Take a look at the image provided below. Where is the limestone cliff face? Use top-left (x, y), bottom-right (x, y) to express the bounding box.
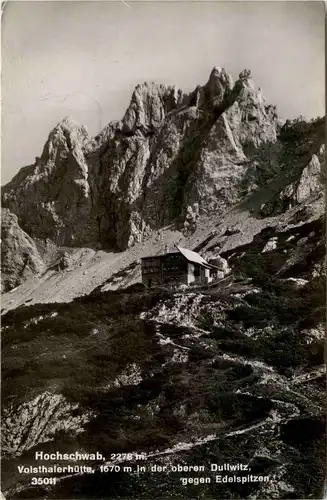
top-left (259, 118), bottom-right (325, 217)
top-left (1, 68), bottom-right (322, 253)
top-left (121, 81), bottom-right (186, 135)
top-left (1, 209), bottom-right (44, 293)
top-left (92, 68), bottom-right (279, 248)
top-left (2, 117), bottom-right (98, 246)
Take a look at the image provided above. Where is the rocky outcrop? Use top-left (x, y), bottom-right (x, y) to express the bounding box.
top-left (106, 363), bottom-right (143, 389)
top-left (122, 82), bottom-right (186, 135)
top-left (134, 68), bottom-right (278, 234)
top-left (258, 119), bottom-right (325, 217)
top-left (2, 117), bottom-right (98, 246)
top-left (2, 392), bottom-right (93, 458)
top-left (1, 208), bottom-right (44, 293)
top-left (2, 68), bottom-right (279, 251)
top-left (208, 254), bottom-right (231, 276)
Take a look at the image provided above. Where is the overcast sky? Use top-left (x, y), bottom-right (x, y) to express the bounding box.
top-left (2, 1), bottom-right (325, 185)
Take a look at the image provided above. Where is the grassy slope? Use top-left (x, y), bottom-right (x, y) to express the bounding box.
top-left (2, 262), bottom-right (325, 499)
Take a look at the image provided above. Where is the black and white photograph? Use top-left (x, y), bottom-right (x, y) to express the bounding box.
top-left (1, 1), bottom-right (326, 499)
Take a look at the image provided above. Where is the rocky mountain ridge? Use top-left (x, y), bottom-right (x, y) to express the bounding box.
top-left (2, 67), bottom-right (280, 253)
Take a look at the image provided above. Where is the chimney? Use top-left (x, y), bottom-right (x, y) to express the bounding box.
top-left (164, 244), bottom-right (169, 254)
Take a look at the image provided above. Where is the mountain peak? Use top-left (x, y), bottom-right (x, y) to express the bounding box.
top-left (50, 116), bottom-right (89, 138)
top-left (239, 68), bottom-right (252, 81)
top-left (57, 115), bottom-right (83, 129)
top-left (122, 80), bottom-right (185, 134)
top-left (42, 116), bottom-right (91, 161)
